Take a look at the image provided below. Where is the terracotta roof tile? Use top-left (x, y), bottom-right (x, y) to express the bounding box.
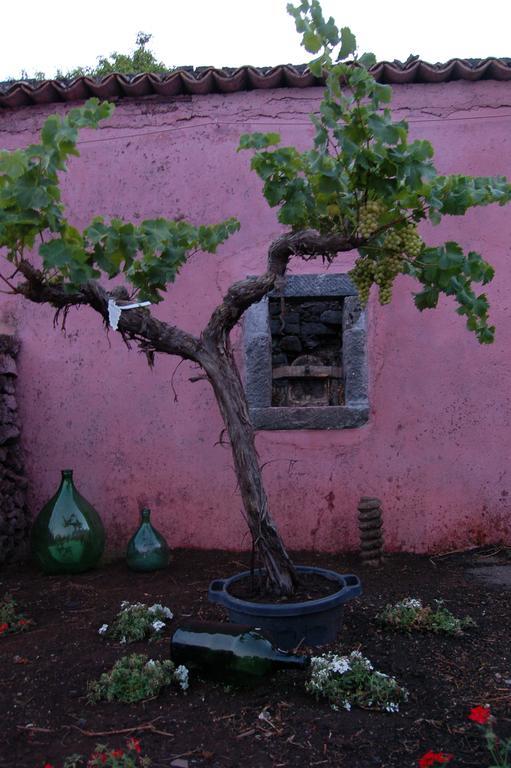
top-left (1, 59), bottom-right (511, 109)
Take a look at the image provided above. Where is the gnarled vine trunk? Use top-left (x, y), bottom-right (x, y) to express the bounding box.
top-left (199, 342), bottom-right (298, 595)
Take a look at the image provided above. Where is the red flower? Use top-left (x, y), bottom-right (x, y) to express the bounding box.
top-left (468, 705), bottom-right (491, 725)
top-left (127, 737), bottom-right (142, 753)
top-left (18, 618), bottom-right (28, 626)
top-left (111, 749), bottom-right (124, 758)
top-left (418, 751), bottom-right (453, 768)
top-left (42, 763), bottom-right (54, 768)
top-left (88, 754), bottom-right (107, 766)
top-left (0, 622), bottom-right (9, 634)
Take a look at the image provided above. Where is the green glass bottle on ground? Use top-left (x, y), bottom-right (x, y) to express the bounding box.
top-left (126, 507), bottom-right (170, 572)
top-left (31, 469), bottom-right (105, 574)
top-left (170, 621), bottom-right (310, 684)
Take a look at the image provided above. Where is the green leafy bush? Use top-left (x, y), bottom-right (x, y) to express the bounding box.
top-left (376, 597), bottom-right (476, 636)
top-left (305, 650), bottom-right (408, 712)
top-left (87, 653), bottom-right (189, 704)
top-left (98, 601), bottom-right (173, 643)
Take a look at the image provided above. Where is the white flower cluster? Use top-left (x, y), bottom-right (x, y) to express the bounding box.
top-left (174, 664), bottom-right (189, 691)
top-left (306, 650), bottom-right (407, 713)
top-left (348, 650), bottom-right (374, 670)
top-left (118, 601), bottom-right (173, 619)
top-left (308, 650), bottom-right (373, 692)
top-left (120, 601), bottom-right (145, 611)
top-left (97, 600), bottom-right (174, 643)
top-left (376, 595), bottom-right (475, 636)
top-left (144, 657), bottom-right (188, 691)
top-left (396, 597), bottom-right (423, 610)
top-left (329, 656), bottom-right (351, 675)
top-left (148, 603), bottom-right (173, 619)
top-left (120, 600), bottom-right (147, 611)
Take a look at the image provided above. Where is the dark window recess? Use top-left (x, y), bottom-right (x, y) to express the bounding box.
top-left (243, 274), bottom-right (368, 431)
top-left (269, 297), bottom-right (344, 407)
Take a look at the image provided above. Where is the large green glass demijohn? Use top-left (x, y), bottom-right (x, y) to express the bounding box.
top-left (126, 507), bottom-right (170, 572)
top-left (31, 469), bottom-right (106, 574)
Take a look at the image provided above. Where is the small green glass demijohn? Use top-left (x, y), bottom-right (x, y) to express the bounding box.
top-left (126, 508), bottom-right (170, 572)
top-left (31, 469), bottom-right (106, 574)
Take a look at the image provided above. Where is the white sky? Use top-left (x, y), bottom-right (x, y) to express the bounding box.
top-left (2, 0), bottom-right (511, 81)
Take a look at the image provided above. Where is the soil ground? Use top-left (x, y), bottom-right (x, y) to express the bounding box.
top-left (1, 548), bottom-right (510, 768)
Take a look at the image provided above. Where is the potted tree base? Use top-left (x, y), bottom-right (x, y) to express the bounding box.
top-left (209, 567), bottom-right (362, 650)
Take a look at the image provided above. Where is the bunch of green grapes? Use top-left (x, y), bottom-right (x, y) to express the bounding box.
top-left (382, 228), bottom-right (402, 252)
top-left (400, 223), bottom-right (423, 258)
top-left (350, 257), bottom-right (375, 305)
top-left (383, 223), bottom-right (423, 258)
top-left (358, 200), bottom-right (385, 238)
top-left (374, 254), bottom-right (405, 304)
top-left (351, 219), bottom-right (422, 306)
top-left (350, 252), bottom-right (405, 306)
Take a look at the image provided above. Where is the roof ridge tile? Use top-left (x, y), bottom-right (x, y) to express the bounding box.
top-left (2, 59), bottom-right (511, 109)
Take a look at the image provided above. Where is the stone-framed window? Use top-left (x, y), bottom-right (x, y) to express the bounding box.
top-left (243, 274), bottom-right (368, 430)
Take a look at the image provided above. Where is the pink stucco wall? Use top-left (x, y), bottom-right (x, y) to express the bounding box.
top-left (1, 80), bottom-right (511, 555)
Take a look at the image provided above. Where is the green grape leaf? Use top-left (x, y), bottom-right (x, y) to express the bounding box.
top-left (303, 31), bottom-right (323, 53)
top-left (0, 151), bottom-right (29, 179)
top-left (337, 27), bottom-right (357, 59)
top-left (238, 133), bottom-right (281, 151)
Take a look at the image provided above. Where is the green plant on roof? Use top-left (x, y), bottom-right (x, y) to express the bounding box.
top-left (6, 32), bottom-right (171, 83)
top-left (57, 32), bottom-right (171, 80)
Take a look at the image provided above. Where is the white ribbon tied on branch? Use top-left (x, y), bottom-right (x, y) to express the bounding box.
top-left (107, 299), bottom-right (151, 330)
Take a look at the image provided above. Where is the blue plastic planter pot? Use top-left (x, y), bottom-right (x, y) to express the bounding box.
top-left (208, 566), bottom-right (362, 650)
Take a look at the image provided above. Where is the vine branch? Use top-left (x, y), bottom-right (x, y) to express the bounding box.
top-left (15, 260), bottom-right (203, 363)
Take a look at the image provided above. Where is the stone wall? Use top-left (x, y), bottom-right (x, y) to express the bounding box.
top-left (270, 297), bottom-right (344, 364)
top-left (0, 336), bottom-right (28, 564)
top-left (270, 297), bottom-right (344, 407)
